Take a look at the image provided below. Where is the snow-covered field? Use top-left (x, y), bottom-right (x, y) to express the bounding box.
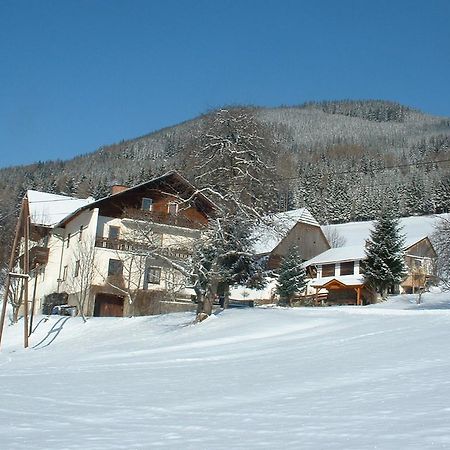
top-left (2, 293), bottom-right (450, 449)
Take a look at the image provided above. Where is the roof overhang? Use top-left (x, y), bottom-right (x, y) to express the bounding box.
top-left (55, 171), bottom-right (217, 228)
top-left (311, 276), bottom-right (365, 289)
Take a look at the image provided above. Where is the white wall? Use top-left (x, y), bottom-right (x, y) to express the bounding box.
top-left (28, 209), bottom-right (198, 314)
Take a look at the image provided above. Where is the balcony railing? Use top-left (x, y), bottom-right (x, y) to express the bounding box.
top-left (95, 237), bottom-right (191, 260)
top-left (19, 246), bottom-right (49, 269)
top-left (124, 209), bottom-right (205, 230)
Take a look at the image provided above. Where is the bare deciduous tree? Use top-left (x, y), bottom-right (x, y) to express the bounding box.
top-left (96, 213), bottom-right (194, 314)
top-left (432, 216), bottom-right (450, 289)
top-left (65, 238), bottom-right (96, 322)
top-left (188, 108), bottom-right (278, 319)
top-left (322, 225), bottom-right (347, 248)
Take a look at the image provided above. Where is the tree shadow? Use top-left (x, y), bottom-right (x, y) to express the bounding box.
top-left (32, 317), bottom-right (70, 349)
top-left (31, 316), bottom-right (49, 334)
top-left (416, 302), bottom-right (450, 310)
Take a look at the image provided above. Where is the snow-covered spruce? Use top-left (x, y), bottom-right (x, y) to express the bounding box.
top-left (276, 246), bottom-right (306, 306)
top-left (362, 210), bottom-right (408, 298)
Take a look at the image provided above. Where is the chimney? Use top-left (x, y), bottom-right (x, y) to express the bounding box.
top-left (111, 185), bottom-right (128, 195)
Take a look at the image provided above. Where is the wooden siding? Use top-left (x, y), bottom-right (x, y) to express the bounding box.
top-left (405, 237), bottom-right (437, 259)
top-left (97, 188), bottom-right (209, 228)
top-left (268, 222), bottom-right (331, 269)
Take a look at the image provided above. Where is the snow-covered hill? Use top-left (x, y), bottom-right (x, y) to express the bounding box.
top-left (1, 293), bottom-right (450, 449)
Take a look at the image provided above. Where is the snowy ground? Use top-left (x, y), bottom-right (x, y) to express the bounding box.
top-left (1, 292), bottom-right (450, 449)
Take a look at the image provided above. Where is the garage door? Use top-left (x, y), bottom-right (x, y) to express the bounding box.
top-left (94, 294), bottom-right (124, 317)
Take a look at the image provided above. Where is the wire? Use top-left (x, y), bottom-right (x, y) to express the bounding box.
top-left (278, 157), bottom-right (450, 181)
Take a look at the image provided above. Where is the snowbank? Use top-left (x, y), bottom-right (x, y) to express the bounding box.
top-left (1, 292), bottom-right (450, 449)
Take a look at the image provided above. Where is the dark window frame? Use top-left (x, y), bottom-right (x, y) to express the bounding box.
top-left (141, 197), bottom-right (153, 211)
top-left (340, 261), bottom-right (355, 276)
top-left (167, 202), bottom-right (178, 215)
top-left (145, 267), bottom-right (161, 286)
top-left (74, 260), bottom-right (80, 277)
top-left (108, 226), bottom-right (120, 240)
top-left (322, 264), bottom-right (335, 277)
top-left (108, 259), bottom-right (123, 276)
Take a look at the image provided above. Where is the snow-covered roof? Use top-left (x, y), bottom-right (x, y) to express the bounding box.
top-left (27, 190), bottom-right (95, 227)
top-left (302, 246), bottom-right (366, 267)
top-left (252, 208), bottom-right (320, 254)
top-left (310, 274), bottom-right (365, 287)
top-left (323, 214), bottom-right (449, 250)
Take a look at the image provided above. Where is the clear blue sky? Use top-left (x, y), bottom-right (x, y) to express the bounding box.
top-left (1, 0), bottom-right (449, 168)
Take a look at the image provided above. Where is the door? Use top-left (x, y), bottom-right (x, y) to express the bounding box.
top-left (94, 294), bottom-right (124, 317)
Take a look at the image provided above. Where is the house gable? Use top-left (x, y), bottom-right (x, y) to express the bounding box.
top-left (57, 171), bottom-right (215, 229)
top-left (268, 222), bottom-right (330, 269)
top-left (404, 237), bottom-right (437, 259)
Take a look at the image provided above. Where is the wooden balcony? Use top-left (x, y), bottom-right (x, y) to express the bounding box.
top-left (19, 246), bottom-right (49, 269)
top-left (94, 237), bottom-right (191, 260)
top-left (124, 209), bottom-right (205, 230)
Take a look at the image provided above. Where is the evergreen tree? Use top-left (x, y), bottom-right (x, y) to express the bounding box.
top-left (362, 211), bottom-right (407, 298)
top-left (276, 246), bottom-right (306, 306)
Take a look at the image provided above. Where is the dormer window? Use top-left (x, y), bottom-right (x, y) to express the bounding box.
top-left (168, 202), bottom-right (178, 215)
top-left (141, 198), bottom-right (153, 211)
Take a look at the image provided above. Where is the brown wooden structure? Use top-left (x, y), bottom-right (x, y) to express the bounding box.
top-left (0, 198), bottom-right (31, 349)
top-left (57, 171), bottom-right (215, 229)
top-left (312, 278), bottom-right (367, 306)
top-left (267, 221), bottom-right (330, 270)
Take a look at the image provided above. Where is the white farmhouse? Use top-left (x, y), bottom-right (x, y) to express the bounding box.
top-left (7, 171), bottom-right (215, 318)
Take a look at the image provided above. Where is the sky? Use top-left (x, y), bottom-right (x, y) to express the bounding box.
top-left (1, 0), bottom-right (449, 168)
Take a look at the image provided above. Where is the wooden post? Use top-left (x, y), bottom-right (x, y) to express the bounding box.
top-left (29, 264), bottom-right (39, 337)
top-left (356, 287), bottom-right (361, 306)
top-left (0, 201), bottom-right (24, 350)
top-left (23, 213), bottom-right (30, 348)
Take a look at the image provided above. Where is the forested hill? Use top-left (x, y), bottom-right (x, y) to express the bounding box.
top-left (1, 100), bottom-right (450, 264)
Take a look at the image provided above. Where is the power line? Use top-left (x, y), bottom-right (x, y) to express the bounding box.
top-left (279, 157), bottom-right (450, 181)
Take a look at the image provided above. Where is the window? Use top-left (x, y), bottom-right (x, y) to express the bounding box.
top-left (62, 265), bottom-right (68, 281)
top-left (108, 259), bottom-right (123, 276)
top-left (78, 226), bottom-right (83, 241)
top-left (322, 264), bottom-right (335, 277)
top-left (108, 226), bottom-right (120, 240)
top-left (141, 197), bottom-right (153, 211)
top-left (340, 261), bottom-right (355, 276)
top-left (74, 260), bottom-right (80, 277)
top-left (66, 233), bottom-right (71, 248)
top-left (308, 265), bottom-right (317, 279)
top-left (145, 267), bottom-right (161, 287)
top-left (168, 202), bottom-right (178, 215)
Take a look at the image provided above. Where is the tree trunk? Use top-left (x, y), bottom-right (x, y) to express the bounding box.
top-left (223, 285), bottom-right (230, 309)
top-left (78, 307), bottom-right (87, 323)
top-left (196, 279), bottom-right (217, 321)
top-left (194, 286), bottom-right (210, 321)
top-left (12, 306), bottom-right (19, 324)
top-left (12, 283), bottom-right (25, 323)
